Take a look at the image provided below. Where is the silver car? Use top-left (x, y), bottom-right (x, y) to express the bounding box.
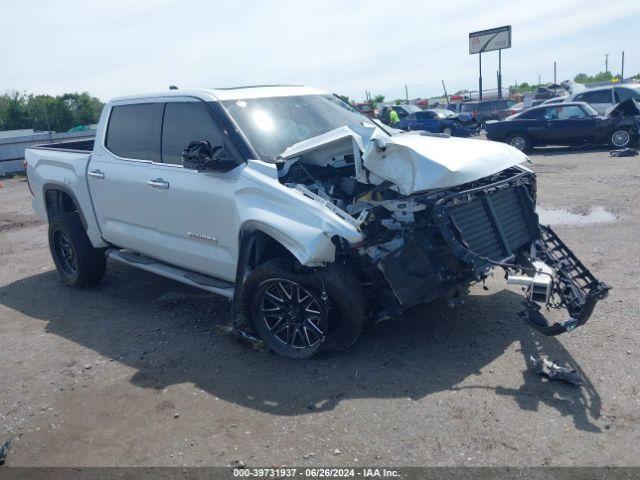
top-left (565, 84), bottom-right (640, 114)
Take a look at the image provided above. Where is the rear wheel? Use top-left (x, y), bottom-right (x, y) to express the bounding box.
top-left (609, 128), bottom-right (631, 148)
top-left (243, 258), bottom-right (364, 358)
top-left (49, 213), bottom-right (106, 287)
top-left (507, 133), bottom-right (530, 152)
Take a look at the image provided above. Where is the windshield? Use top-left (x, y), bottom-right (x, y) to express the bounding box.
top-left (221, 94), bottom-right (375, 162)
top-left (433, 109), bottom-right (456, 118)
top-left (403, 104), bottom-right (422, 114)
top-left (460, 103), bottom-right (476, 112)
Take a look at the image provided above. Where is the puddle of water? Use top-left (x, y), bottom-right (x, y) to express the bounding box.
top-left (536, 206), bottom-right (617, 226)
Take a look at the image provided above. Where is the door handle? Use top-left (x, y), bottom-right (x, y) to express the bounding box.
top-left (147, 178), bottom-right (170, 189)
top-left (88, 169), bottom-right (105, 179)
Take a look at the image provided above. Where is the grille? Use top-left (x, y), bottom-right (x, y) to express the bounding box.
top-left (447, 185), bottom-right (536, 262)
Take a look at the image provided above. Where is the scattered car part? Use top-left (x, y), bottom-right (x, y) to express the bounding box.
top-left (530, 356), bottom-right (582, 386)
top-left (0, 439), bottom-right (11, 466)
top-left (609, 148), bottom-right (638, 157)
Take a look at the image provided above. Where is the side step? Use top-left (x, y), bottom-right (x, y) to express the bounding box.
top-left (106, 249), bottom-right (235, 298)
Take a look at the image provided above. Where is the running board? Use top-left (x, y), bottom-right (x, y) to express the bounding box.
top-left (106, 249), bottom-right (235, 298)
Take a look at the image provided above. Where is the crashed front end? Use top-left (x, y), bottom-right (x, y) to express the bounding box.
top-left (279, 126), bottom-right (609, 336)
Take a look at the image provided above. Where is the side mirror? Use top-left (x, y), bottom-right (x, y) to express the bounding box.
top-left (182, 140), bottom-right (236, 171)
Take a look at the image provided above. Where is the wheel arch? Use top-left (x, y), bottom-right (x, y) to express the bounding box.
top-left (231, 225), bottom-right (352, 318)
top-left (43, 183), bottom-right (88, 229)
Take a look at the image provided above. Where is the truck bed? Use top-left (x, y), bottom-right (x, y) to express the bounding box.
top-left (32, 139), bottom-right (95, 153)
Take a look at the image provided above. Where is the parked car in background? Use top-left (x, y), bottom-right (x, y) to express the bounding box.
top-left (395, 109), bottom-right (479, 137)
top-left (540, 96), bottom-right (568, 105)
top-left (379, 104), bottom-right (422, 125)
top-left (505, 98), bottom-right (561, 118)
top-left (564, 84), bottom-right (640, 114)
top-left (446, 103), bottom-right (463, 114)
top-left (353, 102), bottom-right (375, 118)
top-left (485, 100), bottom-right (640, 151)
top-left (460, 99), bottom-right (516, 126)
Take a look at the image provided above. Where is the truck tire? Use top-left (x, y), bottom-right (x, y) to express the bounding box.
top-left (242, 258), bottom-right (364, 359)
top-left (507, 133), bottom-right (530, 152)
top-left (609, 128), bottom-right (631, 148)
top-left (48, 213), bottom-right (106, 287)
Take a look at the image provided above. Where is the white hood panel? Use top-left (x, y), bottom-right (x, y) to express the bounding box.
top-left (363, 131), bottom-right (529, 195)
top-left (280, 126), bottom-right (529, 196)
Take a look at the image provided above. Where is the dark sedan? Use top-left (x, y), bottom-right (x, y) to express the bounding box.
top-left (396, 109), bottom-right (480, 137)
top-left (485, 101), bottom-right (640, 151)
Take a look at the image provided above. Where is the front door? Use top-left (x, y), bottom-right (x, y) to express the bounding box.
top-left (142, 99), bottom-right (243, 281)
top-left (544, 105), bottom-right (597, 145)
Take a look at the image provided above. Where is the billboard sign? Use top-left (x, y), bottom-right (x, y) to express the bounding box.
top-left (469, 26), bottom-right (511, 54)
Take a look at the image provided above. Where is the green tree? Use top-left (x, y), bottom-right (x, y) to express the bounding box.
top-left (0, 91), bottom-right (103, 132)
top-left (574, 71), bottom-right (621, 84)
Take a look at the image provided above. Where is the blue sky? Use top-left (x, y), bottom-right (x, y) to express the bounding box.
top-left (2, 0), bottom-right (638, 102)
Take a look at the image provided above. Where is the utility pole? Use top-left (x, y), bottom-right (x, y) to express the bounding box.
top-left (605, 53), bottom-right (609, 73)
top-left (497, 49), bottom-right (502, 100)
top-left (553, 61), bottom-right (557, 83)
top-left (621, 51), bottom-right (625, 83)
top-left (538, 74), bottom-right (541, 86)
top-left (479, 52), bottom-right (483, 101)
top-left (405, 85), bottom-right (409, 104)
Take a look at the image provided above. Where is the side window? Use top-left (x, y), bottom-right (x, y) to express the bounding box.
top-left (106, 103), bottom-right (162, 160)
top-left (161, 102), bottom-right (224, 165)
top-left (543, 107), bottom-right (559, 120)
top-left (394, 107), bottom-right (408, 118)
top-left (419, 111), bottom-right (436, 119)
top-left (520, 108), bottom-right (543, 120)
top-left (580, 89), bottom-right (612, 104)
top-left (615, 87), bottom-right (640, 102)
top-left (556, 105), bottom-right (586, 119)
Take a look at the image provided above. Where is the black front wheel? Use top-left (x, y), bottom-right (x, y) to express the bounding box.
top-left (507, 133), bottom-right (530, 152)
top-left (609, 128), bottom-right (631, 148)
top-left (243, 258), bottom-right (364, 358)
top-left (49, 213), bottom-right (106, 287)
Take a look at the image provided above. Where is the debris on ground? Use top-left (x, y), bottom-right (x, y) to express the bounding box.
top-left (530, 356), bottom-right (582, 386)
top-left (0, 439), bottom-right (12, 466)
top-left (214, 322), bottom-right (266, 351)
top-left (609, 148), bottom-right (638, 157)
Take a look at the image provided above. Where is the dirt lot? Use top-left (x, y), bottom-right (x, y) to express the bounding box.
top-left (1, 146), bottom-right (639, 467)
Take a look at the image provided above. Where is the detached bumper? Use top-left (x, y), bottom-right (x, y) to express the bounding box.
top-left (433, 170), bottom-right (609, 336)
top-left (519, 226), bottom-right (610, 336)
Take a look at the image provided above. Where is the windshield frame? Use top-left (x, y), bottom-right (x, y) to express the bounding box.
top-left (218, 93), bottom-right (390, 163)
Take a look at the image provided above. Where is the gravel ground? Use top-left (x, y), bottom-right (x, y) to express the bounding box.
top-left (0, 146), bottom-right (639, 467)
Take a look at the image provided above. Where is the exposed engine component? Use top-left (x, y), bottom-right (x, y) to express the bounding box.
top-left (276, 127), bottom-right (608, 336)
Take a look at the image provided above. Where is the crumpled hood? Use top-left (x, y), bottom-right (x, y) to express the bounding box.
top-left (363, 130), bottom-right (529, 195)
top-left (280, 125), bottom-right (529, 196)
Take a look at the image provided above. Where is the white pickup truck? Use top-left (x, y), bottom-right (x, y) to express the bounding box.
top-left (25, 85), bottom-right (609, 358)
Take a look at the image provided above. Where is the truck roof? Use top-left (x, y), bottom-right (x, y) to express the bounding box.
top-left (110, 85), bottom-right (329, 103)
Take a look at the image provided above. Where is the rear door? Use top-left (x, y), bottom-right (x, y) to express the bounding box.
top-left (87, 101), bottom-right (164, 256)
